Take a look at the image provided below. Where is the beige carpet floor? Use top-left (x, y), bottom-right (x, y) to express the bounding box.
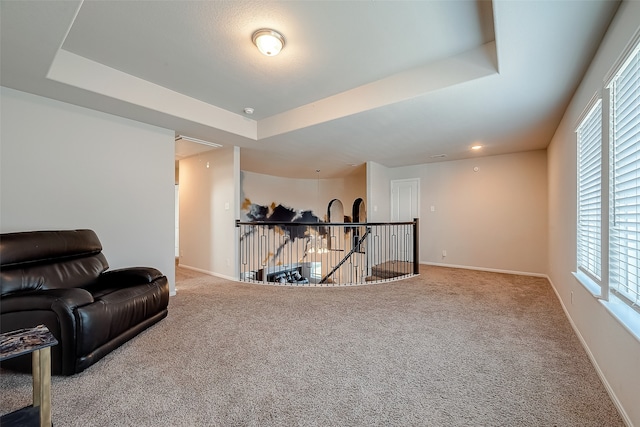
top-left (0, 265), bottom-right (624, 426)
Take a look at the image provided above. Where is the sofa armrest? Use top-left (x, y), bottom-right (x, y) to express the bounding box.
top-left (0, 288), bottom-right (95, 375)
top-left (0, 288), bottom-right (94, 313)
top-left (99, 267), bottom-right (164, 286)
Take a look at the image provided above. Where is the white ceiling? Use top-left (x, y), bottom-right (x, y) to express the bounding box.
top-left (0, 0), bottom-right (620, 178)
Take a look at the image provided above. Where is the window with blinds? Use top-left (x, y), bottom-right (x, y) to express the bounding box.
top-left (609, 42), bottom-right (640, 309)
top-left (577, 100), bottom-right (603, 283)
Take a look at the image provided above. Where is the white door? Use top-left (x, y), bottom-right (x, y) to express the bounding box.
top-left (391, 179), bottom-right (419, 261)
top-left (391, 179), bottom-right (419, 221)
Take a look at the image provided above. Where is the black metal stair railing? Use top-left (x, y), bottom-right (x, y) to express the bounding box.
top-left (236, 219), bottom-right (419, 286)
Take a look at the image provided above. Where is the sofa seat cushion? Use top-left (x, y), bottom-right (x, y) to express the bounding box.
top-left (76, 280), bottom-right (168, 356)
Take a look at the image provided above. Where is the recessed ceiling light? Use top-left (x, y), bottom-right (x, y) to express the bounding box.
top-left (252, 29), bottom-right (285, 56)
top-left (243, 107), bottom-right (254, 115)
top-left (471, 145), bottom-right (482, 150)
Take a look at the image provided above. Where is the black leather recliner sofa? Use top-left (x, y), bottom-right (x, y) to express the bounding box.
top-left (0, 229), bottom-right (170, 375)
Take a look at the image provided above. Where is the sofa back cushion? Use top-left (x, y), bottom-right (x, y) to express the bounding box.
top-left (0, 229), bottom-right (109, 296)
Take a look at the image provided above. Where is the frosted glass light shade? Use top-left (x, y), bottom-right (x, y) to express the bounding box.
top-left (252, 29), bottom-right (285, 56)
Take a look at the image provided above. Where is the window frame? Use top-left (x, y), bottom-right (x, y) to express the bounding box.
top-left (607, 38), bottom-right (640, 311)
top-left (576, 97), bottom-right (604, 287)
top-left (574, 31), bottom-right (640, 340)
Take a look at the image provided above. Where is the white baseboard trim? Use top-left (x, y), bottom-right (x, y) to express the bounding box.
top-left (421, 261), bottom-right (548, 278)
top-left (546, 276), bottom-right (632, 427)
top-left (177, 264), bottom-right (237, 282)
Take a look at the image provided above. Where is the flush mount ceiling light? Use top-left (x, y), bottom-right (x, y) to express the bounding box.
top-left (252, 29), bottom-right (285, 56)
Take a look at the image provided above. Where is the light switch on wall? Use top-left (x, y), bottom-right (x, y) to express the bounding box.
top-left (224, 202), bottom-right (229, 210)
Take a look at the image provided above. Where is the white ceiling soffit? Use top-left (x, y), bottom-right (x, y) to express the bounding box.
top-left (47, 49), bottom-right (258, 140)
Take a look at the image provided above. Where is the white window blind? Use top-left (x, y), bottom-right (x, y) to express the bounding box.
top-left (577, 100), bottom-right (603, 282)
top-left (609, 43), bottom-right (640, 308)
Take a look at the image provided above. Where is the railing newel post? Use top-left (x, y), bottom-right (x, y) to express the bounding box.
top-left (413, 218), bottom-right (419, 275)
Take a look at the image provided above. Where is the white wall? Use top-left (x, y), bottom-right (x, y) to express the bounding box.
top-left (547, 2), bottom-right (640, 425)
top-left (178, 146), bottom-right (239, 279)
top-left (388, 151), bottom-right (548, 275)
top-left (366, 161), bottom-right (391, 222)
top-left (0, 87), bottom-right (176, 294)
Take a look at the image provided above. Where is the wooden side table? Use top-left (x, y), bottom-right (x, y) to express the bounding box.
top-left (0, 324), bottom-right (58, 427)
